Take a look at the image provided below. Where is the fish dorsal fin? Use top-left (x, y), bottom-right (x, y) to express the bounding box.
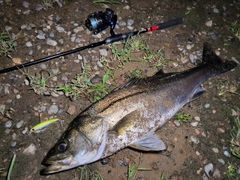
top-left (111, 77), bottom-right (141, 92)
top-left (129, 132), bottom-right (166, 151)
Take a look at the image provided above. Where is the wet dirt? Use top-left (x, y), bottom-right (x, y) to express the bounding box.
top-left (0, 0), bottom-right (240, 180)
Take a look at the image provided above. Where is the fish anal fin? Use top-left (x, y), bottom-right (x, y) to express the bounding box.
top-left (129, 133), bottom-right (166, 151)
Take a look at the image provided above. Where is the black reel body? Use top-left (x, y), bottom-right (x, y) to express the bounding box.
top-left (85, 8), bottom-right (117, 35)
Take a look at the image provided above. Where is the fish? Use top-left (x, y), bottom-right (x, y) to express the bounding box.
top-left (41, 42), bottom-right (237, 174)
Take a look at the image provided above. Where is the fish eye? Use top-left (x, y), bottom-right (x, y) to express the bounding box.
top-left (58, 143), bottom-right (67, 152)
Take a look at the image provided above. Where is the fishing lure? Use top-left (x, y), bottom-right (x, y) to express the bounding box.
top-left (30, 118), bottom-right (59, 133)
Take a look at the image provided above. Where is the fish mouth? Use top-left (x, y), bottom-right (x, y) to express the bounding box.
top-left (41, 156), bottom-right (74, 175)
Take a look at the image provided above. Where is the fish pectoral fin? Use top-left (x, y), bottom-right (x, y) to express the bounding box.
top-left (129, 133), bottom-right (166, 151)
top-left (192, 86), bottom-right (205, 100)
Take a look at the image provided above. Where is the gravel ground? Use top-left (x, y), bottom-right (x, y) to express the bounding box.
top-left (0, 0), bottom-right (240, 179)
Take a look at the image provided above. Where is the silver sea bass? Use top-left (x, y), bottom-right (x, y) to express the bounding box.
top-left (41, 43), bottom-right (237, 174)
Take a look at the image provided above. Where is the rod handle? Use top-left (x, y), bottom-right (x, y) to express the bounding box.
top-left (147, 18), bottom-right (183, 32)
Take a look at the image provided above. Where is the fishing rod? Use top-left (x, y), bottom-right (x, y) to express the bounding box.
top-left (0, 8), bottom-right (182, 74)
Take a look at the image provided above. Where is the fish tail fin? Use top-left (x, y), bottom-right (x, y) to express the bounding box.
top-left (202, 42), bottom-right (237, 75)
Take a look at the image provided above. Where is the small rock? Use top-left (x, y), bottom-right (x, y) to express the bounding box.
top-left (73, 26), bottom-right (84, 33)
top-left (67, 105), bottom-right (76, 115)
top-left (212, 147), bottom-right (219, 153)
top-left (46, 38), bottom-right (57, 46)
top-left (48, 104), bottom-right (59, 115)
top-left (11, 141), bottom-right (17, 147)
top-left (123, 5), bottom-right (130, 10)
top-left (223, 150), bottom-right (231, 157)
top-left (5, 26), bottom-right (12, 31)
top-left (99, 49), bottom-right (108, 56)
top-left (213, 8), bottom-right (219, 13)
top-left (36, 4), bottom-right (43, 11)
top-left (205, 20), bottom-right (213, 27)
top-left (213, 169), bottom-right (221, 179)
top-left (204, 103), bottom-right (210, 108)
top-left (204, 163), bottom-right (213, 177)
top-left (12, 57), bottom-right (22, 64)
top-left (217, 127), bottom-right (225, 133)
top-left (101, 158), bottom-right (109, 165)
top-left (191, 121), bottom-right (198, 127)
top-left (23, 143), bottom-right (36, 155)
top-left (16, 120), bottom-right (24, 128)
top-left (194, 116), bottom-right (200, 121)
top-left (118, 21), bottom-right (126, 26)
top-left (22, 1), bottom-right (30, 8)
top-left (26, 41), bottom-right (33, 47)
top-left (5, 120), bottom-right (12, 128)
top-left (127, 19), bottom-right (134, 26)
top-left (217, 159), bottom-right (225, 164)
top-left (173, 120), bottom-right (181, 127)
top-left (190, 136), bottom-right (200, 144)
top-left (56, 26), bottom-right (65, 33)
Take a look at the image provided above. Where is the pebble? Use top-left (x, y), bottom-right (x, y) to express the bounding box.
top-left (26, 41), bottom-right (33, 47)
top-left (217, 127), bottom-right (225, 133)
top-left (190, 121), bottom-right (198, 127)
top-left (35, 4), bottom-right (43, 11)
top-left (47, 104), bottom-right (59, 115)
top-left (189, 54), bottom-right (195, 64)
top-left (213, 169), bottom-right (221, 179)
top-left (127, 19), bottom-right (134, 26)
top-left (101, 158), bottom-right (109, 165)
top-left (99, 49), bottom-right (108, 56)
top-left (204, 103), bottom-right (210, 108)
top-left (5, 120), bottom-right (12, 128)
top-left (173, 120), bottom-right (181, 127)
top-left (118, 21), bottom-right (126, 26)
top-left (73, 26), bottom-right (84, 33)
top-left (204, 163), bottom-right (213, 177)
top-left (212, 147), bottom-right (219, 153)
top-left (213, 8), bottom-right (219, 13)
top-left (190, 136), bottom-right (200, 144)
top-left (223, 150), bottom-right (231, 157)
top-left (56, 26), bottom-right (65, 33)
top-left (217, 158), bottom-right (225, 164)
top-left (46, 38), bottom-right (57, 46)
top-left (123, 5), bottom-right (130, 10)
top-left (11, 141), bottom-right (17, 147)
top-left (194, 116), bottom-right (200, 121)
top-left (5, 26), bottom-right (12, 31)
top-left (205, 20), bottom-right (213, 27)
top-left (36, 63), bottom-right (47, 69)
top-left (23, 143), bottom-right (36, 155)
top-left (28, 50), bottom-right (33, 56)
top-left (12, 57), bottom-right (22, 64)
top-left (22, 1), bottom-right (29, 8)
top-left (16, 120), bottom-right (24, 128)
top-left (16, 94), bottom-right (21, 99)
top-left (67, 105), bottom-right (76, 115)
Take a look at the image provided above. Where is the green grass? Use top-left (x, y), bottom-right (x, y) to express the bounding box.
top-left (175, 113), bottom-right (190, 123)
top-left (110, 36), bottom-right (167, 69)
top-left (230, 117), bottom-right (240, 158)
top-left (57, 59), bottom-right (113, 102)
top-left (25, 70), bottom-right (57, 95)
top-left (225, 162), bottom-right (238, 179)
top-left (231, 21), bottom-right (240, 41)
top-left (7, 153), bottom-right (16, 180)
top-left (74, 165), bottom-right (103, 180)
top-left (0, 31), bottom-right (16, 58)
top-left (125, 69), bottom-right (143, 79)
top-left (92, 0), bottom-right (121, 7)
